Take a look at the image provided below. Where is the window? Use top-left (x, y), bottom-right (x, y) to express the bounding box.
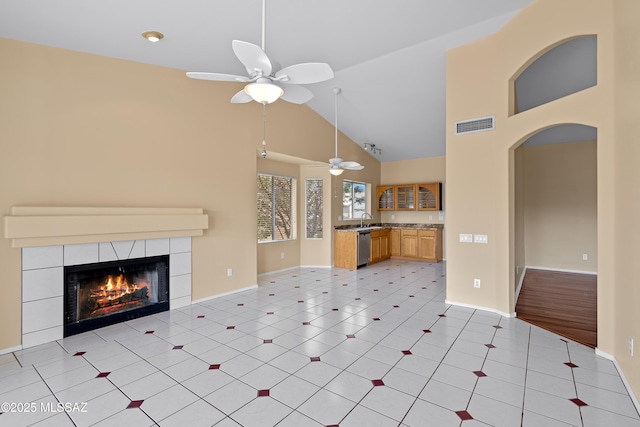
top-left (343, 180), bottom-right (366, 220)
top-left (305, 178), bottom-right (323, 239)
top-left (257, 174), bottom-right (296, 242)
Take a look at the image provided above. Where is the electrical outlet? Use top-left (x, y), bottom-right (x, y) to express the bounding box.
top-left (281, 252), bottom-right (285, 259)
top-left (429, 215), bottom-right (433, 220)
top-left (630, 337), bottom-right (634, 356)
top-left (474, 279), bottom-right (481, 288)
top-left (391, 214), bottom-right (395, 220)
top-left (582, 253), bottom-right (588, 261)
top-left (227, 268), bottom-right (232, 277)
top-left (439, 211), bottom-right (445, 220)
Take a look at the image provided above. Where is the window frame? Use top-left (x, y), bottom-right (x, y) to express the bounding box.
top-left (342, 179), bottom-right (367, 220)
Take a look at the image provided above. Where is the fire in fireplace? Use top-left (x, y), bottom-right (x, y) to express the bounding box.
top-left (64, 255), bottom-right (169, 336)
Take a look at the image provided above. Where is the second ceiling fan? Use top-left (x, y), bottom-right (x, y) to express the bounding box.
top-left (186, 0), bottom-right (334, 105)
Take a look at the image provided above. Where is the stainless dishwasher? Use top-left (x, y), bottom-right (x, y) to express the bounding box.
top-left (357, 230), bottom-right (371, 267)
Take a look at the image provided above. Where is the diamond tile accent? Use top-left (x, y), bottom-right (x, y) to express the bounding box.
top-left (310, 357), bottom-right (321, 362)
top-left (73, 352), bottom-right (86, 356)
top-left (332, 308), bottom-right (339, 311)
top-left (485, 344), bottom-right (496, 349)
top-left (237, 303), bottom-right (244, 306)
top-left (393, 305), bottom-right (400, 308)
top-left (226, 326), bottom-right (235, 330)
top-left (264, 339), bottom-right (273, 344)
top-left (96, 372), bottom-right (111, 378)
top-left (209, 364), bottom-right (221, 370)
top-left (298, 300), bottom-right (304, 303)
top-left (145, 331), bottom-right (154, 334)
top-left (197, 315), bottom-right (205, 318)
top-left (473, 371), bottom-right (487, 377)
top-left (423, 329), bottom-right (432, 333)
top-left (372, 379), bottom-right (385, 387)
top-left (570, 398), bottom-right (588, 407)
top-left (402, 350), bottom-right (412, 355)
top-left (303, 322), bottom-right (311, 326)
top-left (373, 318), bottom-right (381, 321)
top-left (173, 345), bottom-right (184, 350)
top-left (267, 312), bottom-right (274, 315)
top-left (127, 400), bottom-right (144, 409)
top-left (493, 325), bottom-right (503, 329)
top-left (346, 334), bottom-right (355, 339)
top-left (565, 362), bottom-right (579, 368)
top-left (456, 410), bottom-right (474, 421)
top-left (258, 389), bottom-right (270, 397)
top-left (269, 293), bottom-right (275, 296)
top-left (355, 298), bottom-right (361, 301)
top-left (438, 314), bottom-right (446, 317)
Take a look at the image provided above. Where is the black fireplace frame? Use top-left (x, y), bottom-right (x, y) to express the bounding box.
top-left (63, 255), bottom-right (170, 337)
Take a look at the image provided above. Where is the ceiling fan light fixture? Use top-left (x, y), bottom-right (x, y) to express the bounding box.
top-left (329, 167), bottom-right (344, 176)
top-left (142, 31), bottom-right (164, 42)
top-left (244, 82), bottom-right (284, 104)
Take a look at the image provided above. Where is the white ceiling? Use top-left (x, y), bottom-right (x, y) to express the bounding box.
top-left (0, 0), bottom-right (536, 162)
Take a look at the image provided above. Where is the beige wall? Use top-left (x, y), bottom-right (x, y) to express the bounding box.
top-left (522, 140), bottom-right (597, 272)
top-left (0, 37), bottom-right (377, 351)
top-left (446, 0), bottom-right (638, 397)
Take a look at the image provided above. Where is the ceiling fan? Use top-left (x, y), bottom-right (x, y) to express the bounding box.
top-left (313, 88), bottom-right (364, 176)
top-left (186, 0), bottom-right (334, 105)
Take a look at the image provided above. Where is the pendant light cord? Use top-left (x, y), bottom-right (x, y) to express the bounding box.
top-left (261, 0), bottom-right (266, 52)
top-left (334, 88), bottom-right (339, 158)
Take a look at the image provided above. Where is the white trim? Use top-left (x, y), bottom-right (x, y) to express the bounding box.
top-left (515, 266), bottom-right (527, 304)
top-left (595, 348), bottom-right (640, 414)
top-left (299, 265), bottom-right (331, 269)
top-left (0, 344), bottom-right (23, 355)
top-left (191, 285), bottom-right (258, 304)
top-left (525, 265), bottom-right (597, 275)
top-left (257, 266), bottom-right (298, 277)
top-left (445, 299), bottom-right (515, 318)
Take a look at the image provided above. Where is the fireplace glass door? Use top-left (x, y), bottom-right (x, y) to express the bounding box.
top-left (64, 255), bottom-right (169, 336)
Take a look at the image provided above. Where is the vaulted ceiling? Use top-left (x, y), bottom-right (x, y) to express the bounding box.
top-left (0, 0), bottom-right (538, 161)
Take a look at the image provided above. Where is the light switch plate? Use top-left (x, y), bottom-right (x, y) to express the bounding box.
top-left (459, 234), bottom-right (473, 243)
top-left (474, 234), bottom-right (488, 244)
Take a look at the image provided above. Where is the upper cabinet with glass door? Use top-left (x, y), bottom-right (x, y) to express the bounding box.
top-left (395, 184), bottom-right (416, 210)
top-left (417, 183), bottom-right (442, 211)
top-left (376, 185), bottom-right (395, 211)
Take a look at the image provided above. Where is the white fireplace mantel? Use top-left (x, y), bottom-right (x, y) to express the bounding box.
top-left (3, 206), bottom-right (209, 248)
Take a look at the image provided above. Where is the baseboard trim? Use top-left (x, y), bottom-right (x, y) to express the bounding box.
top-left (515, 266), bottom-right (527, 305)
top-left (0, 344), bottom-right (23, 355)
top-left (299, 265), bottom-right (331, 269)
top-left (445, 299), bottom-right (515, 318)
top-left (191, 284), bottom-right (258, 304)
top-left (525, 265), bottom-right (597, 275)
top-left (257, 266), bottom-right (300, 277)
top-left (595, 348), bottom-right (640, 414)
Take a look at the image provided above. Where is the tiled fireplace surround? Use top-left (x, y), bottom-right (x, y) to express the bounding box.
top-left (21, 237), bottom-right (193, 349)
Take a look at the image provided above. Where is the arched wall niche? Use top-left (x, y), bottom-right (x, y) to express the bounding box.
top-left (509, 35), bottom-right (597, 116)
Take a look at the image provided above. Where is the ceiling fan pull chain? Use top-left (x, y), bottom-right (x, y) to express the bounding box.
top-left (261, 103), bottom-right (267, 158)
top-left (261, 0), bottom-right (266, 52)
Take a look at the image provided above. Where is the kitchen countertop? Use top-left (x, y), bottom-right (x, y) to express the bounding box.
top-left (334, 223), bottom-right (444, 232)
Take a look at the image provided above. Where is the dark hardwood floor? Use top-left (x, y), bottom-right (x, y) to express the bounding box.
top-left (516, 268), bottom-right (597, 348)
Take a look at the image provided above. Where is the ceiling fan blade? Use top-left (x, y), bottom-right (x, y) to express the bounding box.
top-left (339, 161), bottom-right (364, 170)
top-left (275, 63), bottom-right (334, 84)
top-left (328, 157), bottom-right (344, 165)
top-left (230, 89), bottom-right (253, 104)
top-left (280, 84), bottom-right (314, 104)
top-left (232, 40), bottom-right (272, 77)
top-left (343, 165), bottom-right (365, 171)
top-left (186, 72), bottom-right (249, 82)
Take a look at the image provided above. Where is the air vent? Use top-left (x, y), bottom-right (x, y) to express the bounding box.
top-left (455, 115), bottom-right (495, 135)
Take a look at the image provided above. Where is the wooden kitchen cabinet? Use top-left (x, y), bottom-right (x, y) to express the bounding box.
top-left (376, 182), bottom-right (442, 211)
top-left (376, 186), bottom-right (395, 210)
top-left (334, 231), bottom-right (358, 269)
top-left (401, 229), bottom-right (418, 257)
top-left (395, 185), bottom-right (416, 210)
top-left (380, 229), bottom-right (390, 260)
top-left (417, 183), bottom-right (442, 211)
top-left (369, 228), bottom-right (391, 265)
top-left (390, 229), bottom-right (401, 257)
top-left (417, 229), bottom-right (436, 260)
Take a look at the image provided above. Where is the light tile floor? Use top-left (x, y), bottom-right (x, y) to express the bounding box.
top-left (1, 260), bottom-right (639, 426)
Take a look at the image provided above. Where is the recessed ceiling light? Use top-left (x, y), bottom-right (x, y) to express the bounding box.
top-left (142, 31), bottom-right (164, 43)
